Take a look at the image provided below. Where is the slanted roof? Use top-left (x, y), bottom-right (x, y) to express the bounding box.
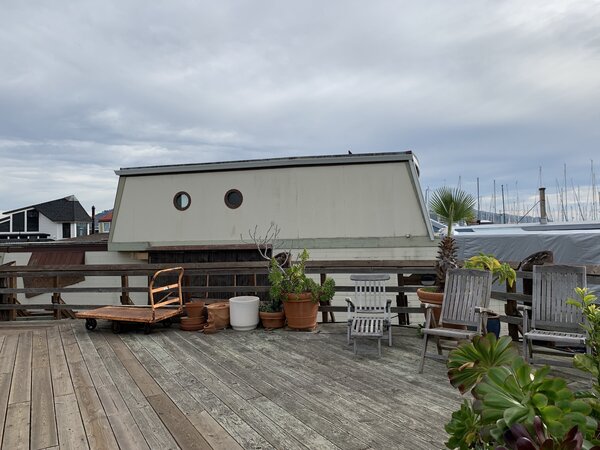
top-left (4, 196), bottom-right (92, 222)
top-left (36, 196), bottom-right (92, 222)
top-left (115, 151), bottom-right (419, 177)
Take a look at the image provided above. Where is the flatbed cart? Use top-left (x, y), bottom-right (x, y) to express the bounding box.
top-left (76, 267), bottom-right (185, 334)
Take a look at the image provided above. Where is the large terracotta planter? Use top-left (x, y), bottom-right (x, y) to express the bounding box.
top-left (416, 288), bottom-right (464, 329)
top-left (259, 311), bottom-right (286, 329)
top-left (416, 288), bottom-right (443, 325)
top-left (283, 293), bottom-right (318, 330)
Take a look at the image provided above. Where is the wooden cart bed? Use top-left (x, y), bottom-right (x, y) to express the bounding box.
top-left (76, 305), bottom-right (182, 324)
top-left (75, 267), bottom-right (185, 333)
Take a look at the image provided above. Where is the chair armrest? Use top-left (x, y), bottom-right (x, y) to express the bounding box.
top-left (345, 298), bottom-right (355, 311)
top-left (474, 306), bottom-right (495, 314)
top-left (517, 304), bottom-right (531, 312)
top-left (421, 302), bottom-right (442, 309)
top-left (386, 299), bottom-right (392, 312)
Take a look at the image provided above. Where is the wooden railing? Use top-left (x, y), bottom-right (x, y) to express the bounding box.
top-left (0, 260), bottom-right (436, 323)
top-left (1, 260), bottom-right (599, 328)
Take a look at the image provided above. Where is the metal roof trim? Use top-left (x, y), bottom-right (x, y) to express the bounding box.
top-left (114, 151), bottom-right (414, 176)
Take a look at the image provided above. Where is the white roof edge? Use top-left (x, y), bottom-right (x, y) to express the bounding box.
top-left (114, 151), bottom-right (415, 176)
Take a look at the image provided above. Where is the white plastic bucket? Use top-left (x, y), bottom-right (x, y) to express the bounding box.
top-left (229, 296), bottom-right (260, 331)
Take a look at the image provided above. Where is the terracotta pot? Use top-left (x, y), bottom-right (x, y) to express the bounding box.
top-left (180, 315), bottom-right (206, 331)
top-left (185, 300), bottom-right (205, 319)
top-left (259, 311), bottom-right (286, 329)
top-left (417, 288), bottom-right (443, 325)
top-left (283, 293), bottom-right (318, 330)
top-left (416, 288), bottom-right (464, 329)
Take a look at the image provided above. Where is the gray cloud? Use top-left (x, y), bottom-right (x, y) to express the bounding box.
top-left (1, 0), bottom-right (600, 219)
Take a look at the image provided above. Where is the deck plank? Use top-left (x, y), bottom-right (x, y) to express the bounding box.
top-left (2, 401), bottom-right (30, 449)
top-left (60, 326), bottom-right (119, 450)
top-left (31, 329), bottom-right (59, 450)
top-left (46, 326), bottom-right (74, 397)
top-left (0, 334), bottom-right (18, 445)
top-left (73, 327), bottom-right (150, 450)
top-left (54, 392), bottom-right (89, 450)
top-left (9, 330), bottom-right (32, 405)
top-left (93, 333), bottom-right (179, 450)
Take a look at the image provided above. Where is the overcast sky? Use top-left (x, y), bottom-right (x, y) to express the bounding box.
top-left (1, 1), bottom-right (599, 221)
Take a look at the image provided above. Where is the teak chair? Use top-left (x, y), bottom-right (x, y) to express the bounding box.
top-left (418, 268), bottom-right (493, 373)
top-left (345, 274), bottom-right (392, 356)
top-left (521, 264), bottom-right (588, 366)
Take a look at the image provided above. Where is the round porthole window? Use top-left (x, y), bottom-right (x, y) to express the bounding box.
top-left (224, 189), bottom-right (243, 209)
top-left (173, 191), bottom-right (191, 211)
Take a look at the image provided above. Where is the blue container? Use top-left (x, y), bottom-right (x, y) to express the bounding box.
top-left (487, 316), bottom-right (501, 339)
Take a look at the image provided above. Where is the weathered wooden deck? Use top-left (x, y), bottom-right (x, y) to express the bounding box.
top-left (0, 321), bottom-right (589, 450)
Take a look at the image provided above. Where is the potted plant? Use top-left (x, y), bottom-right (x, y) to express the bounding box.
top-left (258, 294), bottom-right (286, 329)
top-left (268, 249), bottom-right (335, 330)
top-left (444, 333), bottom-right (599, 449)
top-left (463, 253), bottom-right (516, 337)
top-left (417, 186), bottom-right (476, 316)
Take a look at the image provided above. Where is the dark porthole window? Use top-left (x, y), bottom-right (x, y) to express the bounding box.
top-left (173, 191), bottom-right (191, 211)
top-left (224, 189), bottom-right (243, 209)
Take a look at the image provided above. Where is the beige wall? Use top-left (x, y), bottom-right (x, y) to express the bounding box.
top-left (110, 161), bottom-right (432, 249)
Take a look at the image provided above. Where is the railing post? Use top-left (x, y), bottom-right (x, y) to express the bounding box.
top-left (319, 273), bottom-right (335, 323)
top-left (8, 276), bottom-right (16, 321)
top-left (396, 274), bottom-right (409, 326)
top-left (52, 276), bottom-right (60, 320)
top-left (120, 275), bottom-right (133, 305)
top-left (0, 274), bottom-right (17, 321)
top-left (505, 279), bottom-right (519, 341)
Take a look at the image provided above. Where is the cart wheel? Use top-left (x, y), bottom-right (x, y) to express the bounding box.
top-left (143, 324), bottom-right (152, 335)
top-left (112, 321), bottom-right (122, 334)
top-left (162, 318), bottom-right (172, 328)
top-left (85, 319), bottom-right (97, 331)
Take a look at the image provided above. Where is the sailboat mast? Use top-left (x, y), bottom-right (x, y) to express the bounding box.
top-left (564, 163), bottom-right (569, 222)
top-left (477, 177), bottom-right (480, 221)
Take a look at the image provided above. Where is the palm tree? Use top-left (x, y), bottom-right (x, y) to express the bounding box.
top-left (429, 187), bottom-right (476, 291)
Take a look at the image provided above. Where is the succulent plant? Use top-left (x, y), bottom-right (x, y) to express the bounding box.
top-left (495, 416), bottom-right (600, 450)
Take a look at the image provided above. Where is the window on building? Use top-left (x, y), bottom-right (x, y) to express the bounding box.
top-left (0, 219), bottom-right (9, 232)
top-left (224, 189), bottom-right (243, 209)
top-left (76, 223), bottom-right (88, 237)
top-left (62, 223), bottom-right (71, 239)
top-left (27, 210), bottom-right (39, 232)
top-left (173, 191), bottom-right (191, 211)
top-left (12, 212), bottom-right (25, 232)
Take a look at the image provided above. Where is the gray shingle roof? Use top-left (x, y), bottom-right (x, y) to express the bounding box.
top-left (34, 196), bottom-right (92, 222)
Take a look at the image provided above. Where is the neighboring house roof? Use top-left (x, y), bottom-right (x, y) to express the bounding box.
top-left (98, 210), bottom-right (113, 222)
top-left (3, 196), bottom-right (92, 222)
